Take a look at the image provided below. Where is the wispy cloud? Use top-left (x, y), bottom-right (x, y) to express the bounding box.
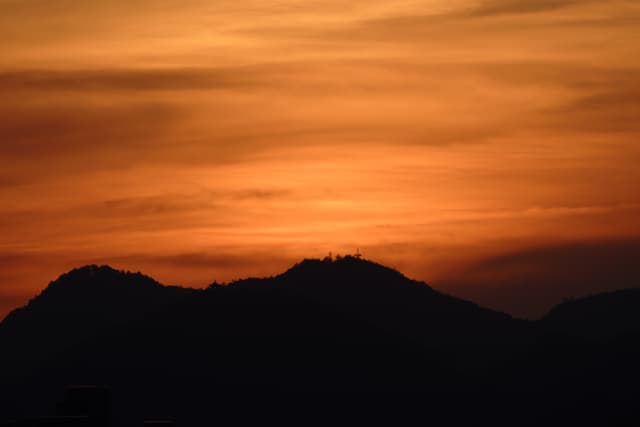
top-left (0, 66), bottom-right (295, 93)
top-left (0, 0), bottom-right (639, 320)
top-left (468, 0), bottom-right (585, 16)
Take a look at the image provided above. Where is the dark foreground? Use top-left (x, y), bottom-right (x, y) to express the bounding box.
top-left (1, 257), bottom-right (639, 425)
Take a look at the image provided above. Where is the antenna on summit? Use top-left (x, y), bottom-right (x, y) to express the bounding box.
top-left (355, 248), bottom-right (362, 259)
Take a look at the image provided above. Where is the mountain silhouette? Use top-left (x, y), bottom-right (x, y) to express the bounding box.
top-left (542, 288), bottom-right (640, 340)
top-left (1, 256), bottom-right (639, 425)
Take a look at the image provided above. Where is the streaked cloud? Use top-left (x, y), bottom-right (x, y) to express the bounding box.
top-left (0, 0), bottom-right (639, 319)
top-left (468, 0), bottom-right (585, 16)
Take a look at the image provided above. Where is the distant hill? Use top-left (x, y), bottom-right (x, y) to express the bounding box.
top-left (541, 288), bottom-right (640, 340)
top-left (1, 256), bottom-right (639, 425)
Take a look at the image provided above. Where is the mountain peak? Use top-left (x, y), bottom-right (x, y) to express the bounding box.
top-left (58, 264), bottom-right (121, 281)
top-left (20, 265), bottom-right (166, 313)
top-left (59, 264), bottom-right (143, 280)
top-left (282, 255), bottom-right (407, 282)
top-left (42, 264), bottom-right (161, 293)
top-left (265, 255), bottom-right (439, 306)
top-left (0, 265), bottom-right (184, 331)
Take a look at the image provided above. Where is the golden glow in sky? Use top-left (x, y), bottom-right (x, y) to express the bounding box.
top-left (1, 0), bottom-right (639, 317)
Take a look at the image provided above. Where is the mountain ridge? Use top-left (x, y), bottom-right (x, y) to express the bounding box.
top-left (1, 257), bottom-right (639, 425)
top-left (4, 255), bottom-right (638, 328)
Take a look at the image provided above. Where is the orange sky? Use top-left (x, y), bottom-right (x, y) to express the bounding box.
top-left (1, 0), bottom-right (639, 318)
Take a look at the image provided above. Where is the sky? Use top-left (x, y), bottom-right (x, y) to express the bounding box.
top-left (1, 0), bottom-right (639, 319)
